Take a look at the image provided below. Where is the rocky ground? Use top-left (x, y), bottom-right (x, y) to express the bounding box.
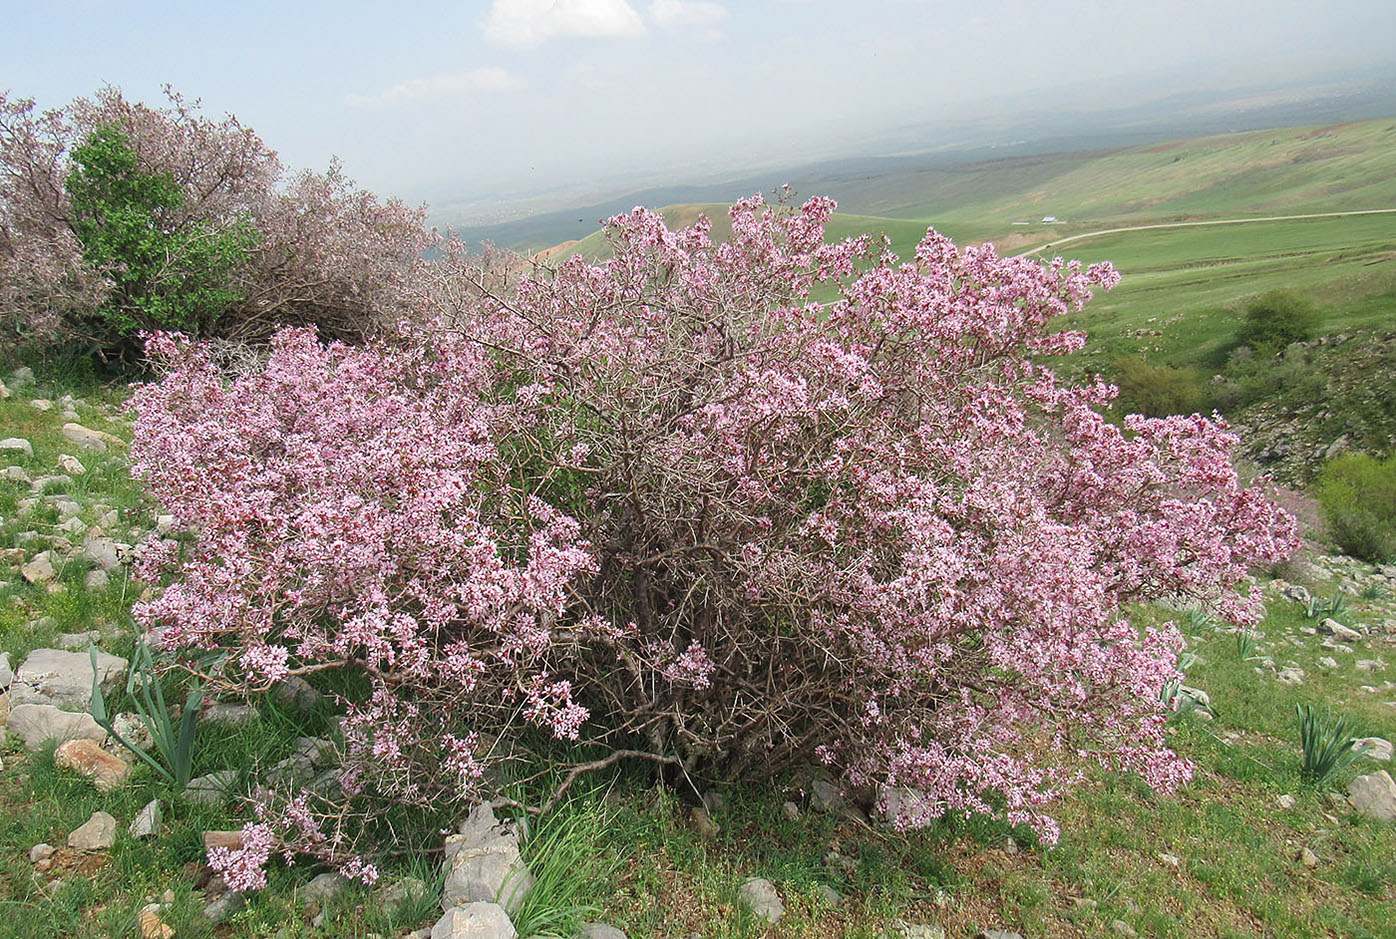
top-left (2, 365), bottom-right (1396, 938)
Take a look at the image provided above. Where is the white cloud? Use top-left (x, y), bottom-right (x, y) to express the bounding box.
top-left (345, 68), bottom-right (524, 108)
top-left (485, 0), bottom-right (647, 48)
top-left (649, 0), bottom-right (727, 31)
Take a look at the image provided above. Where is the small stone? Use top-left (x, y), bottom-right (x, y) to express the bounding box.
top-left (303, 871), bottom-right (349, 908)
top-left (0, 651), bottom-right (11, 690)
top-left (688, 805), bottom-right (719, 839)
top-left (56, 454), bottom-right (85, 475)
top-left (201, 700), bottom-right (257, 727)
top-left (61, 423), bottom-right (122, 453)
top-left (738, 877), bottom-right (783, 924)
top-left (1073, 898), bottom-right (1098, 912)
top-left (810, 777), bottom-right (843, 813)
top-left (204, 891), bottom-right (245, 924)
top-left (702, 790), bottom-right (728, 815)
top-left (29, 398), bottom-right (52, 411)
top-left (274, 675), bottom-right (322, 710)
top-left (30, 843), bottom-right (55, 863)
top-left (155, 514), bottom-right (177, 535)
top-left (1298, 847), bottom-right (1319, 868)
top-left (378, 875), bottom-right (427, 915)
top-left (815, 883), bottom-right (843, 907)
top-left (81, 536), bottom-right (121, 571)
top-left (57, 516), bottom-right (86, 536)
top-left (1348, 770), bottom-right (1396, 820)
top-left (1357, 659), bottom-right (1383, 672)
top-left (579, 925), bottom-right (627, 939)
top-left (3, 465), bottom-right (31, 483)
top-left (1319, 618), bottom-right (1362, 643)
top-left (84, 568), bottom-right (110, 590)
top-left (976, 931), bottom-right (1024, 939)
top-left (1318, 656), bottom-right (1339, 670)
top-left (1109, 921), bottom-right (1137, 938)
top-left (1276, 667), bottom-right (1305, 685)
top-left (295, 735), bottom-right (337, 766)
top-left (442, 803), bottom-right (535, 915)
top-left (1157, 852), bottom-right (1180, 868)
top-left (54, 630), bottom-right (102, 651)
top-left (67, 810), bottom-right (117, 851)
top-left (184, 769), bottom-right (239, 806)
top-left (1277, 794), bottom-right (1296, 810)
top-left (431, 902), bottom-right (517, 939)
top-left (138, 906), bottom-right (175, 939)
top-left (1355, 737), bottom-right (1394, 761)
top-left (12, 646), bottom-right (127, 709)
top-left (781, 800), bottom-right (801, 821)
top-left (55, 738), bottom-right (131, 791)
top-left (0, 437), bottom-right (33, 458)
top-left (898, 925), bottom-right (946, 939)
top-left (130, 800), bottom-right (162, 838)
top-left (20, 552), bottom-right (56, 584)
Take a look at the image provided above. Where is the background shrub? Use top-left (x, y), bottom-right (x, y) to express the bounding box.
top-left (1111, 355), bottom-right (1206, 417)
top-left (1315, 452), bottom-right (1396, 561)
top-left (1233, 288), bottom-right (1320, 352)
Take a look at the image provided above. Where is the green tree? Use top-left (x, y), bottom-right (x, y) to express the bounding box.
top-left (1234, 289), bottom-right (1319, 352)
top-left (65, 124), bottom-right (257, 342)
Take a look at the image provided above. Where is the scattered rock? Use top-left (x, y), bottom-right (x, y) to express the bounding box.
top-left (0, 652), bottom-right (11, 690)
top-left (1320, 619), bottom-right (1363, 643)
top-left (30, 398), bottom-right (52, 411)
top-left (579, 925), bottom-right (627, 939)
top-left (1277, 794), bottom-right (1296, 810)
top-left (810, 778), bottom-right (843, 813)
top-left (130, 800), bottom-right (162, 838)
top-left (67, 810), bottom-right (117, 851)
top-left (7, 702), bottom-right (107, 750)
top-left (1356, 737), bottom-right (1393, 761)
top-left (0, 437), bottom-right (33, 458)
top-left (266, 753), bottom-right (315, 786)
top-left (295, 735), bottom-right (337, 766)
top-left (55, 738), bottom-right (131, 791)
top-left (303, 871), bottom-right (349, 908)
top-left (378, 875), bottom-right (427, 916)
top-left (274, 675), bottom-right (322, 711)
top-left (81, 536), bottom-right (122, 571)
top-left (781, 800), bottom-right (801, 821)
top-left (30, 843), bottom-right (55, 864)
top-left (738, 877), bottom-right (783, 924)
top-left (201, 700), bottom-right (257, 727)
top-left (108, 712), bottom-right (154, 751)
top-left (442, 804), bottom-right (535, 915)
top-left (61, 422), bottom-right (122, 453)
top-left (155, 514), bottom-right (177, 535)
top-left (1072, 898), bottom-right (1098, 912)
top-left (1157, 852), bottom-right (1180, 868)
top-left (976, 931), bottom-right (1024, 939)
top-left (1276, 667), bottom-right (1305, 685)
top-left (11, 646), bottom-right (127, 709)
top-left (138, 904), bottom-right (175, 939)
top-left (54, 630), bottom-right (102, 651)
top-left (3, 465), bottom-right (30, 483)
top-left (20, 552), bottom-right (56, 584)
top-left (184, 769), bottom-right (240, 806)
top-left (897, 925), bottom-right (946, 939)
top-left (1348, 770), bottom-right (1396, 821)
top-left (431, 902), bottom-right (517, 939)
top-left (1298, 846), bottom-right (1319, 868)
top-left (815, 883), bottom-right (843, 907)
top-left (1318, 656), bottom-right (1339, 670)
top-left (688, 805), bottom-right (719, 839)
top-left (83, 568), bottom-right (110, 590)
top-left (204, 890), bottom-right (245, 924)
top-left (1109, 921), bottom-right (1137, 938)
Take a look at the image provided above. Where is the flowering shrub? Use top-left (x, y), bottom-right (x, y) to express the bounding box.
top-left (0, 86), bottom-right (429, 353)
top-left (131, 194), bottom-right (1297, 881)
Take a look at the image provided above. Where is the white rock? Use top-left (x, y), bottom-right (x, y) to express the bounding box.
top-left (442, 803), bottom-right (535, 914)
top-left (155, 514), bottom-right (177, 535)
top-left (431, 902), bottom-right (517, 939)
top-left (56, 454), bottom-right (85, 475)
top-left (81, 536), bottom-right (121, 571)
top-left (30, 843), bottom-right (54, 863)
top-left (738, 877), bottom-right (784, 924)
top-left (130, 800), bottom-right (162, 838)
top-left (0, 437), bottom-right (33, 458)
top-left (6, 703), bottom-right (108, 751)
top-left (11, 647), bottom-right (127, 709)
top-left (1277, 794), bottom-right (1296, 810)
top-left (302, 871), bottom-right (349, 908)
top-left (1276, 667), bottom-right (1305, 685)
top-left (1348, 770), bottom-right (1396, 821)
top-left (3, 465), bottom-right (31, 483)
top-left (61, 423), bottom-right (121, 453)
top-left (0, 652), bottom-right (11, 691)
top-left (1320, 618), bottom-right (1362, 643)
top-left (67, 811), bottom-right (117, 851)
top-left (19, 552), bottom-right (56, 584)
top-left (1355, 737), bottom-right (1394, 762)
top-left (29, 398), bottom-right (52, 411)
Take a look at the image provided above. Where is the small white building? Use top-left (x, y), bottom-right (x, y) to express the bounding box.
top-left (1041, 215), bottom-right (1058, 223)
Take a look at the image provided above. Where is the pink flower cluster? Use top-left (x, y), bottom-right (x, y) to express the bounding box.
top-left (134, 194), bottom-right (1296, 879)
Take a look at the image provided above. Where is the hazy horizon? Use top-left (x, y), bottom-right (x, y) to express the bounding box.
top-left (3, 0), bottom-right (1394, 224)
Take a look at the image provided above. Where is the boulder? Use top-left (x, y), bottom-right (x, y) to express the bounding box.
top-left (1356, 737), bottom-right (1394, 762)
top-left (431, 902), bottom-right (516, 939)
top-left (204, 891), bottom-right (245, 924)
top-left (7, 703), bottom-right (107, 751)
top-left (442, 804), bottom-right (535, 914)
top-left (738, 877), bottom-right (784, 924)
top-left (55, 738), bottom-right (131, 791)
top-left (84, 569), bottom-right (110, 590)
top-left (302, 871), bottom-right (349, 908)
top-left (81, 536), bottom-right (122, 571)
top-left (67, 810), bottom-right (117, 851)
top-left (1348, 770), bottom-right (1396, 821)
top-left (1320, 619), bottom-right (1363, 643)
top-left (11, 646), bottom-right (127, 709)
top-left (19, 552), bottom-right (56, 584)
top-left (0, 651), bottom-right (11, 691)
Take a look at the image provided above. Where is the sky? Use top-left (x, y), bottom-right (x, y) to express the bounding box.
top-left (2, 0), bottom-right (1393, 222)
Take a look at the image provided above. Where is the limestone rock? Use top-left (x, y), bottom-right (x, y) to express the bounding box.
top-left (378, 875), bottom-right (428, 916)
top-left (7, 702), bottom-right (107, 751)
top-left (738, 877), bottom-right (783, 924)
top-left (56, 454), bottom-right (85, 475)
top-left (20, 552), bottom-right (56, 584)
top-left (61, 423), bottom-right (122, 453)
top-left (203, 830), bottom-right (245, 852)
top-left (1299, 846), bottom-right (1319, 868)
top-left (12, 646), bottom-right (127, 709)
top-left (0, 651), bottom-right (11, 691)
top-left (579, 925), bottom-right (627, 939)
top-left (1348, 770), bottom-right (1396, 821)
top-left (184, 769), bottom-right (239, 806)
top-left (303, 871), bottom-right (349, 908)
top-left (81, 536), bottom-right (121, 571)
top-left (130, 800), bottom-right (162, 838)
top-left (1277, 794), bottom-right (1296, 809)
top-left (442, 804), bottom-right (535, 914)
top-left (0, 437), bottom-right (33, 458)
top-left (30, 843), bottom-right (55, 864)
top-left (201, 700), bottom-right (257, 727)
top-left (67, 810), bottom-right (117, 851)
top-left (84, 568), bottom-right (110, 590)
top-left (138, 904), bottom-right (175, 939)
top-left (1354, 737), bottom-right (1393, 761)
top-left (431, 902), bottom-right (517, 939)
top-left (1320, 619), bottom-right (1362, 643)
top-left (55, 738), bottom-right (131, 791)
top-left (55, 630), bottom-right (102, 651)
top-left (204, 891), bottom-right (245, 924)
top-left (897, 926), bottom-right (946, 939)
top-left (688, 805), bottom-right (719, 839)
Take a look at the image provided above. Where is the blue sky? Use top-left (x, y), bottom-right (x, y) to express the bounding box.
top-left (2, 1), bottom-right (1393, 219)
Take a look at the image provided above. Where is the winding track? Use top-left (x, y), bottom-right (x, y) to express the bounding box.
top-left (1013, 208), bottom-right (1396, 259)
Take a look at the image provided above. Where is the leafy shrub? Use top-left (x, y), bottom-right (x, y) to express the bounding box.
top-left (0, 86), bottom-right (430, 356)
top-left (1111, 356), bottom-right (1206, 417)
top-left (1315, 452), bottom-right (1396, 561)
top-left (130, 197), bottom-right (1297, 885)
top-left (1233, 289), bottom-right (1319, 352)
